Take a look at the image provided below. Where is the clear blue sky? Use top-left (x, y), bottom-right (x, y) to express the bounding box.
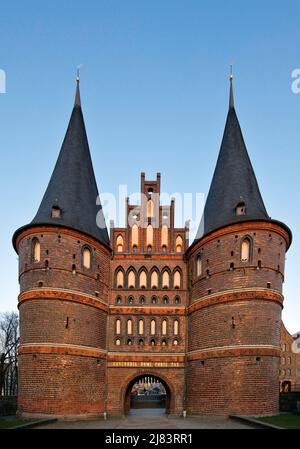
top-left (0, 1), bottom-right (299, 333)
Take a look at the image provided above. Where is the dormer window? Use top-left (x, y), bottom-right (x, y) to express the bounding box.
top-left (236, 202), bottom-right (246, 216)
top-left (51, 205), bottom-right (61, 218)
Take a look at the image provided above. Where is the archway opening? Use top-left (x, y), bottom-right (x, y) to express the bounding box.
top-left (124, 374), bottom-right (171, 416)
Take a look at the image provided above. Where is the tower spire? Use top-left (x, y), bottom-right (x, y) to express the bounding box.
top-left (27, 74), bottom-right (110, 246)
top-left (194, 74), bottom-right (269, 240)
top-left (229, 65), bottom-right (234, 109)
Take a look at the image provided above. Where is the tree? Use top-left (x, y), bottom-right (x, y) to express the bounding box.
top-left (0, 312), bottom-right (19, 396)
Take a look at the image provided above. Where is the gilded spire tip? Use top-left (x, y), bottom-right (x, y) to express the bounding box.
top-left (229, 64), bottom-right (234, 109)
top-left (75, 64), bottom-right (82, 107)
top-left (76, 64), bottom-right (82, 82)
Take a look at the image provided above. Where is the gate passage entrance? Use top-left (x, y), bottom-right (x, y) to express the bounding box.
top-left (124, 374), bottom-right (171, 415)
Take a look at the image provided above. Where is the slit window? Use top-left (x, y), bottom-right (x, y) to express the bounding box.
top-left (150, 319), bottom-right (156, 335)
top-left (115, 319), bottom-right (121, 335)
top-left (138, 319), bottom-right (144, 335)
top-left (127, 319), bottom-right (133, 335)
top-left (173, 320), bottom-right (179, 336)
top-left (196, 255), bottom-right (202, 277)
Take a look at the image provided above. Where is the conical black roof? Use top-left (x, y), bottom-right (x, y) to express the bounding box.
top-left (195, 77), bottom-right (269, 240)
top-left (31, 80), bottom-right (110, 246)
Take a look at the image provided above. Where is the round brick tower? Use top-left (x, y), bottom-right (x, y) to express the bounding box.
top-left (13, 78), bottom-right (111, 418)
top-left (186, 76), bottom-right (292, 416)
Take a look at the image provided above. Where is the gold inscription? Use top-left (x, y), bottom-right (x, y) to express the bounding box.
top-left (110, 361), bottom-right (180, 367)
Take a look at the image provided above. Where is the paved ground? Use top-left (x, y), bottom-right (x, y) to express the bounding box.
top-left (37, 408), bottom-right (254, 429)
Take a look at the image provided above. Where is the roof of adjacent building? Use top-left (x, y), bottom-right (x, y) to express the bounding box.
top-left (17, 79), bottom-right (110, 247)
top-left (194, 76), bottom-right (269, 241)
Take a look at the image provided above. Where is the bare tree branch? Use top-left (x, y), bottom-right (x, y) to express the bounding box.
top-left (0, 312), bottom-right (19, 396)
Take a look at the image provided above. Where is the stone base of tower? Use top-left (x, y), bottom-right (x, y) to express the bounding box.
top-left (17, 353), bottom-right (107, 418)
top-left (186, 355), bottom-right (280, 416)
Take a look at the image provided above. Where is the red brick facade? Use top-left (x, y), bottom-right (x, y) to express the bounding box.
top-left (279, 323), bottom-right (300, 392)
top-left (14, 173), bottom-right (291, 418)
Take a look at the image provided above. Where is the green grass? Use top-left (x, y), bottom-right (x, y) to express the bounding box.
top-left (258, 413), bottom-right (300, 429)
top-left (0, 416), bottom-right (33, 429)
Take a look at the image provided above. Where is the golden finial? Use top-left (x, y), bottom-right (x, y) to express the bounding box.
top-left (76, 64), bottom-right (83, 82)
top-left (230, 64), bottom-right (234, 81)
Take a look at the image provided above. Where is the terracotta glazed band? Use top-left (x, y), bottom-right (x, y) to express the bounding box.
top-left (19, 343), bottom-right (107, 359)
top-left (187, 345), bottom-right (281, 361)
top-left (15, 225), bottom-right (111, 255)
top-left (18, 288), bottom-right (109, 312)
top-left (188, 288), bottom-right (283, 313)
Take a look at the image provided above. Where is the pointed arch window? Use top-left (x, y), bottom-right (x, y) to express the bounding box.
top-left (151, 296), bottom-right (157, 304)
top-left (150, 319), bottom-right (156, 335)
top-left (241, 237), bottom-right (251, 262)
top-left (127, 319), bottom-right (133, 335)
top-left (138, 319), bottom-right (144, 335)
top-left (161, 224), bottom-right (168, 249)
top-left (32, 239), bottom-right (41, 263)
top-left (115, 319), bottom-right (121, 335)
top-left (116, 235), bottom-right (124, 252)
top-left (139, 270), bottom-right (147, 289)
top-left (162, 320), bottom-right (167, 336)
top-left (174, 296), bottom-right (180, 304)
top-left (162, 270), bottom-right (170, 289)
top-left (175, 236), bottom-right (183, 252)
top-left (151, 271), bottom-right (158, 289)
top-left (146, 225), bottom-right (153, 247)
top-left (82, 247), bottom-right (92, 269)
top-left (163, 296), bottom-right (169, 304)
top-left (116, 269), bottom-right (124, 288)
top-left (196, 254), bottom-right (202, 277)
top-left (173, 320), bottom-right (179, 336)
top-left (132, 224), bottom-right (139, 248)
top-left (173, 270), bottom-right (181, 289)
top-left (128, 270), bottom-right (136, 288)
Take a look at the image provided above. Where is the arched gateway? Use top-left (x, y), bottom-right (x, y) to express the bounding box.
top-left (123, 373), bottom-right (173, 415)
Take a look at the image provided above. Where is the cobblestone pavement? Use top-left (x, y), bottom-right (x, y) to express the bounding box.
top-left (38, 408), bottom-right (254, 429)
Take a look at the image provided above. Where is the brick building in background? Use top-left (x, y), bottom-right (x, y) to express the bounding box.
top-left (280, 323), bottom-right (300, 392)
top-left (13, 74), bottom-right (292, 418)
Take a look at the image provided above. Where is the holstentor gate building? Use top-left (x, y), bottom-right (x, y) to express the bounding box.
top-left (13, 74), bottom-right (292, 418)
